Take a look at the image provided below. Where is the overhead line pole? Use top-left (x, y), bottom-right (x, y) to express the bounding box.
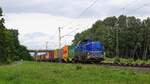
top-left (58, 27), bottom-right (62, 63)
top-left (46, 41), bottom-right (48, 50)
top-left (45, 41), bottom-right (48, 57)
top-left (115, 23), bottom-right (119, 58)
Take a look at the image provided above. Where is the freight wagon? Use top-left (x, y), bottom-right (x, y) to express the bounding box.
top-left (48, 51), bottom-right (54, 62)
top-left (62, 45), bottom-right (69, 62)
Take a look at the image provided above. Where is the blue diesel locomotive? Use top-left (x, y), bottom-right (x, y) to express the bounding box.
top-left (72, 39), bottom-right (104, 63)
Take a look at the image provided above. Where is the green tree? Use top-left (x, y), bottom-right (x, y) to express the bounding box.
top-left (0, 7), bottom-right (32, 64)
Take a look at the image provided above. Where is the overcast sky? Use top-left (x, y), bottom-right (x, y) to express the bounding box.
top-left (0, 0), bottom-right (150, 49)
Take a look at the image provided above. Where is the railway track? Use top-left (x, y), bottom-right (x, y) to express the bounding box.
top-left (70, 61), bottom-right (150, 68)
top-left (96, 63), bottom-right (150, 68)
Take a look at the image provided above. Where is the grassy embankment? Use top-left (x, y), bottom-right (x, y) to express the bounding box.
top-left (0, 61), bottom-right (150, 84)
top-left (104, 57), bottom-right (150, 65)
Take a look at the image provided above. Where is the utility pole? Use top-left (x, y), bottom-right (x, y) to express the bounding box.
top-left (46, 41), bottom-right (48, 50)
top-left (116, 23), bottom-right (119, 57)
top-left (45, 41), bottom-right (48, 57)
top-left (58, 27), bottom-right (62, 63)
top-left (34, 51), bottom-right (37, 61)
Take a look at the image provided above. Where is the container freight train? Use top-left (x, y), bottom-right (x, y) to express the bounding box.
top-left (33, 40), bottom-right (105, 63)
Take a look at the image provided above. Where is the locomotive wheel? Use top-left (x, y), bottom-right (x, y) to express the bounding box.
top-left (71, 59), bottom-right (78, 63)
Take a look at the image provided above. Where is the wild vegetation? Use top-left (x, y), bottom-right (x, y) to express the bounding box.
top-left (0, 61), bottom-right (149, 84)
top-left (73, 15), bottom-right (150, 60)
top-left (104, 57), bottom-right (150, 65)
top-left (0, 7), bottom-right (32, 64)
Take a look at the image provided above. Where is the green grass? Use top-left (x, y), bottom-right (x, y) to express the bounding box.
top-left (0, 61), bottom-right (150, 84)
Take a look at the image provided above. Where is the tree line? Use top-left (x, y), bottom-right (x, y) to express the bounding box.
top-left (0, 7), bottom-right (32, 64)
top-left (73, 15), bottom-right (150, 60)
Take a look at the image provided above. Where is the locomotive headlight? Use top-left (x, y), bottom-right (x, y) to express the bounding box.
top-left (87, 53), bottom-right (90, 59)
top-left (87, 55), bottom-right (90, 59)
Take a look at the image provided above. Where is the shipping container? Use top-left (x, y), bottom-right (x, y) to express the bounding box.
top-left (69, 45), bottom-right (75, 58)
top-left (39, 54), bottom-right (47, 61)
top-left (41, 55), bottom-right (44, 61)
top-left (54, 49), bottom-right (58, 59)
top-left (45, 52), bottom-right (49, 59)
top-left (36, 55), bottom-right (41, 61)
top-left (54, 49), bottom-right (60, 62)
top-left (34, 56), bottom-right (40, 61)
top-left (48, 51), bottom-right (54, 61)
top-left (63, 45), bottom-right (69, 62)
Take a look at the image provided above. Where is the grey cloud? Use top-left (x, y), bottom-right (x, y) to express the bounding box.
top-left (20, 32), bottom-right (58, 49)
top-left (1, 0), bottom-right (93, 18)
top-left (1, 0), bottom-right (150, 18)
top-left (1, 0), bottom-right (150, 25)
top-left (20, 32), bottom-right (47, 43)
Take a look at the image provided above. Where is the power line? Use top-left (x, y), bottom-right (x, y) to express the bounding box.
top-left (61, 28), bottom-right (80, 38)
top-left (89, 0), bottom-right (95, 3)
top-left (58, 27), bottom-right (62, 63)
top-left (61, 0), bottom-right (99, 42)
top-left (49, 29), bottom-right (58, 40)
top-left (61, 23), bottom-right (91, 39)
top-left (62, 0), bottom-right (99, 28)
top-left (122, 0), bottom-right (140, 9)
top-left (60, 25), bottom-right (90, 48)
top-left (121, 0), bottom-right (140, 14)
top-left (124, 2), bottom-right (150, 15)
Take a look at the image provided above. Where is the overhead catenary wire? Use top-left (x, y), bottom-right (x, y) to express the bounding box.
top-left (61, 23), bottom-right (92, 39)
top-left (62, 0), bottom-right (99, 28)
top-left (49, 29), bottom-right (58, 40)
top-left (125, 2), bottom-right (150, 15)
top-left (121, 0), bottom-right (140, 14)
top-left (61, 28), bottom-right (80, 38)
top-left (119, 0), bottom-right (150, 16)
top-left (60, 26), bottom-right (91, 47)
top-left (60, 0), bottom-right (99, 42)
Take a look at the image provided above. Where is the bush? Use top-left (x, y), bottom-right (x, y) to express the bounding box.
top-left (146, 60), bottom-right (150, 64)
top-left (134, 60), bottom-right (145, 65)
top-left (126, 59), bottom-right (134, 65)
top-left (114, 57), bottom-right (120, 64)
